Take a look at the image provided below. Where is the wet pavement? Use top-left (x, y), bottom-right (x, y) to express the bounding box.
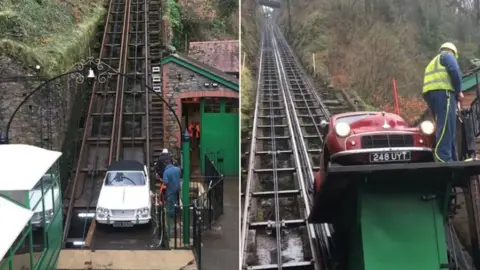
top-left (201, 177), bottom-right (239, 270)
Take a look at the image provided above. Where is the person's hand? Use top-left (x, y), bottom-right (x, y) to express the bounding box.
top-left (458, 91), bottom-right (464, 101)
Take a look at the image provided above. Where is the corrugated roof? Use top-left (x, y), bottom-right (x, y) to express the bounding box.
top-left (0, 144), bottom-right (62, 191)
top-left (0, 196), bottom-right (34, 260)
top-left (188, 40), bottom-right (239, 73)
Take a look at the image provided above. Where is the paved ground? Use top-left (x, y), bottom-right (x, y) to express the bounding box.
top-left (57, 250), bottom-right (196, 269)
top-left (201, 177), bottom-right (239, 270)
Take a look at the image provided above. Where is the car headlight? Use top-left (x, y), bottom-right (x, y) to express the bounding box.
top-left (138, 207), bottom-right (150, 216)
top-left (45, 209), bottom-right (53, 217)
top-left (334, 122), bottom-right (351, 138)
top-left (96, 207), bottom-right (109, 217)
top-left (419, 120), bottom-right (435, 135)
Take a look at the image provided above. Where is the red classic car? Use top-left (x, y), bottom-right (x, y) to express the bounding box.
top-left (309, 111), bottom-right (436, 223)
top-left (314, 111), bottom-right (436, 193)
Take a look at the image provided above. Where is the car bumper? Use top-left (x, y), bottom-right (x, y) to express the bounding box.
top-left (330, 147), bottom-right (433, 165)
top-left (96, 216), bottom-right (151, 225)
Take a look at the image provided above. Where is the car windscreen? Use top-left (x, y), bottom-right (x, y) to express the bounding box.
top-left (32, 175), bottom-right (55, 190)
top-left (336, 114), bottom-right (375, 125)
top-left (105, 171), bottom-right (145, 186)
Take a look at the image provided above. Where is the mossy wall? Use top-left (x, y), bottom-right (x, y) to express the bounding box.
top-left (0, 0), bottom-right (106, 151)
top-left (0, 0), bottom-right (106, 75)
top-left (165, 0), bottom-right (238, 52)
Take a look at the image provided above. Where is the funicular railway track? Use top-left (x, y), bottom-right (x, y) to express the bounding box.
top-left (63, 0), bottom-right (156, 250)
top-left (241, 20), bottom-right (358, 269)
top-left (242, 19), bottom-right (477, 270)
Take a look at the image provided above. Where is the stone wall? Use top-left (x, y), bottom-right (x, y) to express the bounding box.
top-left (163, 61), bottom-right (233, 149)
top-left (0, 56), bottom-right (77, 151)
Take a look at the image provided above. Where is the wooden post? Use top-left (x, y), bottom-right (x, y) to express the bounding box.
top-left (185, 34), bottom-right (188, 53)
top-left (312, 53), bottom-right (315, 74)
top-left (74, 6), bottom-right (79, 24)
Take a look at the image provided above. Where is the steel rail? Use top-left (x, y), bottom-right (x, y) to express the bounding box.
top-left (241, 21), bottom-right (318, 270)
top-left (86, 0), bottom-right (157, 250)
top-left (271, 25), bottom-right (331, 120)
top-left (62, 0), bottom-right (127, 245)
top-left (269, 22), bottom-right (319, 270)
top-left (270, 24), bottom-right (335, 268)
top-left (111, 0), bottom-right (132, 162)
top-left (143, 0), bottom-right (151, 171)
top-left (83, 0), bottom-right (132, 248)
top-left (240, 27), bottom-right (265, 267)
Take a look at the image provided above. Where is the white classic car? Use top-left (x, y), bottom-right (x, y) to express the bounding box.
top-left (95, 160), bottom-right (152, 227)
top-left (30, 174), bottom-right (60, 228)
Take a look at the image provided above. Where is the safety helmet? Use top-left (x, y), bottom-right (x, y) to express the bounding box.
top-left (162, 148), bottom-right (168, 153)
top-left (439, 42), bottom-right (458, 58)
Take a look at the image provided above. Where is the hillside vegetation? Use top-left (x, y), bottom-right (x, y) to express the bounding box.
top-left (240, 0), bottom-right (261, 131)
top-left (277, 0), bottom-right (480, 122)
top-left (167, 0), bottom-right (238, 52)
top-left (0, 0), bottom-right (105, 75)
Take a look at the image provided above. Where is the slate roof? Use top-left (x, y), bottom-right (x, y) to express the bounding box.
top-left (162, 53), bottom-right (239, 90)
top-left (188, 40), bottom-right (239, 73)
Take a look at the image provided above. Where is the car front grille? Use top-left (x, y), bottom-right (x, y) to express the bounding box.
top-left (361, 134), bottom-right (414, 148)
top-left (111, 210), bottom-right (136, 218)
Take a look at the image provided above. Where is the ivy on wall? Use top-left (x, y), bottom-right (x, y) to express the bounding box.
top-left (167, 0), bottom-right (183, 49)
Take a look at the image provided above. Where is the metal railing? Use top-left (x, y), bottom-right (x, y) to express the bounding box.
top-left (152, 154), bottom-right (224, 270)
top-left (205, 151), bottom-right (225, 175)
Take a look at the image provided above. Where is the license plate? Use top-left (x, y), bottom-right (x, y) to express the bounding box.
top-left (113, 221), bottom-right (134, 228)
top-left (369, 151), bottom-right (411, 163)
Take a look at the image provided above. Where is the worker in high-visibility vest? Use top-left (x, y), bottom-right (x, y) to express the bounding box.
top-left (422, 42), bottom-right (464, 162)
top-left (195, 121), bottom-right (200, 149)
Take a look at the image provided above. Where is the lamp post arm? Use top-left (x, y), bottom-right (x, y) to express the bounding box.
top-left (5, 70), bottom-right (79, 141)
top-left (146, 86), bottom-right (183, 133)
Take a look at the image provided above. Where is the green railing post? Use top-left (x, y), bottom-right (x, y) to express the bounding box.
top-left (181, 130), bottom-right (191, 245)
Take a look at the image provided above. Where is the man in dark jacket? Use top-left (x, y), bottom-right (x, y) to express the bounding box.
top-left (155, 148), bottom-right (173, 179)
top-left (162, 158), bottom-right (181, 218)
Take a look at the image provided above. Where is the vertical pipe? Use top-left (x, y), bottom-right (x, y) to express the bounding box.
top-left (28, 222), bottom-right (34, 270)
top-left (26, 187), bottom-right (34, 270)
top-left (286, 0), bottom-right (291, 37)
top-left (182, 130), bottom-right (191, 244)
top-left (476, 73), bottom-right (480, 108)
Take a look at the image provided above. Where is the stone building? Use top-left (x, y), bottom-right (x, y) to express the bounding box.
top-left (160, 53), bottom-right (239, 176)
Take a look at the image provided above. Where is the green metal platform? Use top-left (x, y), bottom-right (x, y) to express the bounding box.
top-left (311, 161), bottom-right (480, 269)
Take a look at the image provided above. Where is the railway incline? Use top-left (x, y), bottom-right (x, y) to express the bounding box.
top-left (241, 18), bottom-right (475, 270)
top-left (241, 20), bottom-right (354, 270)
top-left (56, 0), bottom-right (196, 268)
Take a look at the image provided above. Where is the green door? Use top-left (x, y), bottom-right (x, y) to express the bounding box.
top-left (200, 98), bottom-right (239, 176)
